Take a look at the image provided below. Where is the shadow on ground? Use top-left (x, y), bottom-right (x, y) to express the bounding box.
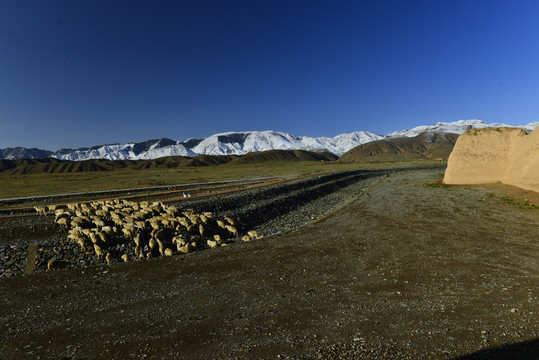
top-left (452, 338), bottom-right (539, 360)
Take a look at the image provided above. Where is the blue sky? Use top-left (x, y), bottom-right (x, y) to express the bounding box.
top-left (1, 0), bottom-right (538, 150)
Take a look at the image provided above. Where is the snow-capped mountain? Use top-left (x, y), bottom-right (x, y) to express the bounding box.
top-left (387, 119), bottom-right (537, 138)
top-left (54, 138), bottom-right (196, 161)
top-left (1, 120), bottom-right (536, 161)
top-left (189, 130), bottom-right (383, 156)
top-left (0, 147), bottom-right (53, 160)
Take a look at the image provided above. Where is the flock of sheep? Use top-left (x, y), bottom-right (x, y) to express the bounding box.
top-left (34, 200), bottom-right (260, 270)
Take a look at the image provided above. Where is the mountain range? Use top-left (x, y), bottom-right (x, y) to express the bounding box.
top-left (0, 120), bottom-right (537, 161)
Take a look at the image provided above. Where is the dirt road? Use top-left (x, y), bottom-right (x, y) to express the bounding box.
top-left (1, 170), bottom-right (537, 359)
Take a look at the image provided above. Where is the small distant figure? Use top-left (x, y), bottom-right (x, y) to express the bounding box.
top-left (183, 191), bottom-right (191, 198)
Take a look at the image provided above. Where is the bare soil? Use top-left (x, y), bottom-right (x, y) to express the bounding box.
top-left (1, 170), bottom-right (538, 359)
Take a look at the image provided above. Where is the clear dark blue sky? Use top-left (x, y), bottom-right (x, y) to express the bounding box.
top-left (1, 0), bottom-right (538, 150)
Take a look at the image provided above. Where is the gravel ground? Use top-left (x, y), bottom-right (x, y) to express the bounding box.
top-left (1, 169), bottom-right (537, 359)
top-left (0, 169), bottom-right (386, 278)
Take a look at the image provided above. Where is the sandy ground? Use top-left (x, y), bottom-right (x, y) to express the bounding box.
top-left (0, 170), bottom-right (538, 359)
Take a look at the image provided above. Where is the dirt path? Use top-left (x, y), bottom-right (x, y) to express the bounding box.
top-left (0, 170), bottom-right (537, 359)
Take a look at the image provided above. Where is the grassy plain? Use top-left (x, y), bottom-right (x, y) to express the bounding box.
top-left (0, 159), bottom-right (446, 199)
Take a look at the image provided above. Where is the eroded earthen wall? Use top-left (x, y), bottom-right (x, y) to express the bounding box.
top-left (443, 127), bottom-right (538, 193)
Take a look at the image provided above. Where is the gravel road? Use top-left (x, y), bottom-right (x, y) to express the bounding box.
top-left (0, 169), bottom-right (537, 359)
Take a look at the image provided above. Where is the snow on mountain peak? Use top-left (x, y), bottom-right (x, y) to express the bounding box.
top-left (1, 120), bottom-right (536, 161)
top-left (388, 119), bottom-right (535, 138)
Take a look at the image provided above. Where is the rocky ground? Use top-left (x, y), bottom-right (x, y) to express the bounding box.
top-left (0, 170), bottom-right (384, 278)
top-left (0, 169), bottom-right (538, 359)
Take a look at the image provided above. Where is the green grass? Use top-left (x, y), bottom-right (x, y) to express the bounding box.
top-left (0, 159), bottom-right (444, 199)
top-left (487, 192), bottom-right (539, 210)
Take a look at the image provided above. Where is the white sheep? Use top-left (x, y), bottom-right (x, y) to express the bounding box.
top-left (177, 243), bottom-right (190, 254)
top-left (89, 232), bottom-right (99, 244)
top-left (247, 231), bottom-right (259, 239)
top-left (225, 225), bottom-right (238, 237)
top-left (156, 239), bottom-right (165, 256)
top-left (56, 217), bottom-right (70, 228)
top-left (34, 206), bottom-right (47, 216)
top-left (198, 224), bottom-right (205, 237)
top-left (216, 220), bottom-right (226, 229)
top-left (94, 244), bottom-right (104, 259)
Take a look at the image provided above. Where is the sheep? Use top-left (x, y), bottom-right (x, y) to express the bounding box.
top-left (203, 212), bottom-right (214, 218)
top-left (225, 225), bottom-right (238, 237)
top-left (177, 217), bottom-right (190, 229)
top-left (105, 252), bottom-right (112, 265)
top-left (71, 217), bottom-right (90, 228)
top-left (177, 244), bottom-right (190, 254)
top-left (134, 234), bottom-right (142, 247)
top-left (157, 239), bottom-right (165, 256)
top-left (216, 220), bottom-right (226, 229)
top-left (187, 213), bottom-right (199, 225)
top-left (56, 217), bottom-right (70, 228)
top-left (165, 206), bottom-right (179, 217)
top-left (224, 216), bottom-right (235, 226)
top-left (213, 234), bottom-right (222, 243)
top-left (47, 204), bottom-right (58, 213)
top-left (149, 237), bottom-right (156, 250)
top-left (247, 231), bottom-right (259, 239)
top-left (151, 228), bottom-right (164, 241)
top-left (242, 235), bottom-right (251, 242)
top-left (89, 232), bottom-right (99, 244)
top-left (100, 226), bottom-right (113, 234)
top-left (34, 206), bottom-right (47, 216)
top-left (97, 231), bottom-right (108, 243)
top-left (95, 209), bottom-right (107, 217)
top-left (76, 237), bottom-right (86, 250)
top-left (198, 224), bottom-right (205, 237)
top-left (172, 236), bottom-right (186, 246)
top-left (207, 240), bottom-right (218, 248)
top-left (124, 216), bottom-right (135, 225)
top-left (67, 231), bottom-right (81, 242)
top-left (122, 225), bottom-right (136, 239)
top-left (121, 254), bottom-right (129, 262)
top-left (55, 211), bottom-right (70, 221)
top-left (134, 245), bottom-right (142, 259)
top-left (81, 228), bottom-right (92, 237)
top-left (94, 244), bottom-right (104, 259)
top-left (164, 248), bottom-right (173, 256)
top-left (93, 219), bottom-right (106, 228)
